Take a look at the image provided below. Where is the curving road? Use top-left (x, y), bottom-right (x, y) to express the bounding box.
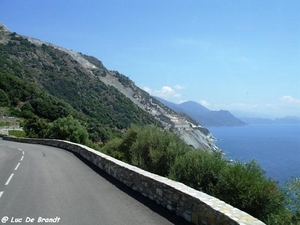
top-left (0, 138), bottom-right (191, 225)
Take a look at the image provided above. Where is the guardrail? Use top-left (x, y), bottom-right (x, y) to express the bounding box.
top-left (3, 136), bottom-right (265, 225)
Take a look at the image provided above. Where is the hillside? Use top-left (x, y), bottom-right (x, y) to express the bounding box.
top-left (156, 97), bottom-right (246, 127)
top-left (0, 22), bottom-right (219, 152)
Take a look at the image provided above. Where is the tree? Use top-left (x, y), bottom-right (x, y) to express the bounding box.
top-left (22, 116), bottom-right (49, 138)
top-left (46, 116), bottom-right (88, 144)
top-left (118, 125), bottom-right (139, 162)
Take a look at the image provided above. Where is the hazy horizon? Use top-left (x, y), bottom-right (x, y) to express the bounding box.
top-left (156, 96), bottom-right (300, 119)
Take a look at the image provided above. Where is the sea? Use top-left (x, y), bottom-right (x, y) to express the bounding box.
top-left (208, 124), bottom-right (300, 184)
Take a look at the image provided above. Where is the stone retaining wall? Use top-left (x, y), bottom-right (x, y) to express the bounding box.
top-left (3, 136), bottom-right (265, 225)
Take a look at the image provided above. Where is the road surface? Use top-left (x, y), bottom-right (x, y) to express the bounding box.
top-left (0, 138), bottom-right (191, 225)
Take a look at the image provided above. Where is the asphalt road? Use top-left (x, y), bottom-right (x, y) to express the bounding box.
top-left (0, 138), bottom-right (191, 225)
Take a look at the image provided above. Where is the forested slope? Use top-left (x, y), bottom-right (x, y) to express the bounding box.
top-left (0, 30), bottom-right (160, 142)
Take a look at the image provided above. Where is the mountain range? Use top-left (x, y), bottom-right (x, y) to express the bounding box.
top-left (238, 116), bottom-right (300, 125)
top-left (155, 97), bottom-right (246, 127)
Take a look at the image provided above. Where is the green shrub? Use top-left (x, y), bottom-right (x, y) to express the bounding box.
top-left (210, 160), bottom-right (286, 222)
top-left (266, 209), bottom-right (295, 225)
top-left (22, 116), bottom-right (49, 138)
top-left (170, 155), bottom-right (291, 223)
top-left (101, 125), bottom-right (191, 176)
top-left (129, 125), bottom-right (190, 176)
top-left (100, 138), bottom-right (124, 160)
top-left (118, 125), bottom-right (139, 162)
top-left (169, 150), bottom-right (226, 192)
top-left (46, 115), bottom-right (89, 144)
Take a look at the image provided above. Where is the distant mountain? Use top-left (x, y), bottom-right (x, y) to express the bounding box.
top-left (179, 101), bottom-right (211, 115)
top-left (155, 98), bottom-right (246, 127)
top-left (275, 116), bottom-right (300, 124)
top-left (230, 110), bottom-right (274, 119)
top-left (238, 117), bottom-right (275, 124)
top-left (240, 116), bottom-right (300, 125)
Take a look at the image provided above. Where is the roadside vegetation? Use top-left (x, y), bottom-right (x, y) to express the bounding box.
top-left (8, 130), bottom-right (26, 137)
top-left (100, 125), bottom-right (300, 225)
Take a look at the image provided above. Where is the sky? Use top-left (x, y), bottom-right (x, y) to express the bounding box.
top-left (0, 0), bottom-right (299, 118)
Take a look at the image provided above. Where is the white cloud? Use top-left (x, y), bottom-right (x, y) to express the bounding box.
top-left (280, 95), bottom-right (300, 104)
top-left (174, 84), bottom-right (185, 90)
top-left (143, 87), bottom-right (152, 93)
top-left (143, 85), bottom-right (182, 101)
top-left (200, 100), bottom-right (210, 107)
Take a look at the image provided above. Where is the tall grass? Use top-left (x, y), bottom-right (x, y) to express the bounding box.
top-left (8, 130), bottom-right (26, 137)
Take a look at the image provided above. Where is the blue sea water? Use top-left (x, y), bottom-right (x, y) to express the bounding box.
top-left (209, 124), bottom-right (300, 184)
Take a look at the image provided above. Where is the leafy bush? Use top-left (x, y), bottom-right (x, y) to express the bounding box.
top-left (170, 154), bottom-right (295, 223)
top-left (129, 125), bottom-right (190, 176)
top-left (46, 116), bottom-right (89, 144)
top-left (100, 125), bottom-right (191, 176)
top-left (117, 125), bottom-right (139, 162)
top-left (100, 138), bottom-right (124, 160)
top-left (210, 160), bottom-right (286, 221)
top-left (22, 116), bottom-right (49, 138)
top-left (169, 150), bottom-right (226, 192)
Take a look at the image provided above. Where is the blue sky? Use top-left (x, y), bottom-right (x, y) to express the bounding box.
top-left (1, 0), bottom-right (299, 117)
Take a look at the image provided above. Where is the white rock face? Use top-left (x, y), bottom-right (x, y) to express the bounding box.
top-left (26, 37), bottom-right (97, 69)
top-left (0, 22), bottom-right (9, 32)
